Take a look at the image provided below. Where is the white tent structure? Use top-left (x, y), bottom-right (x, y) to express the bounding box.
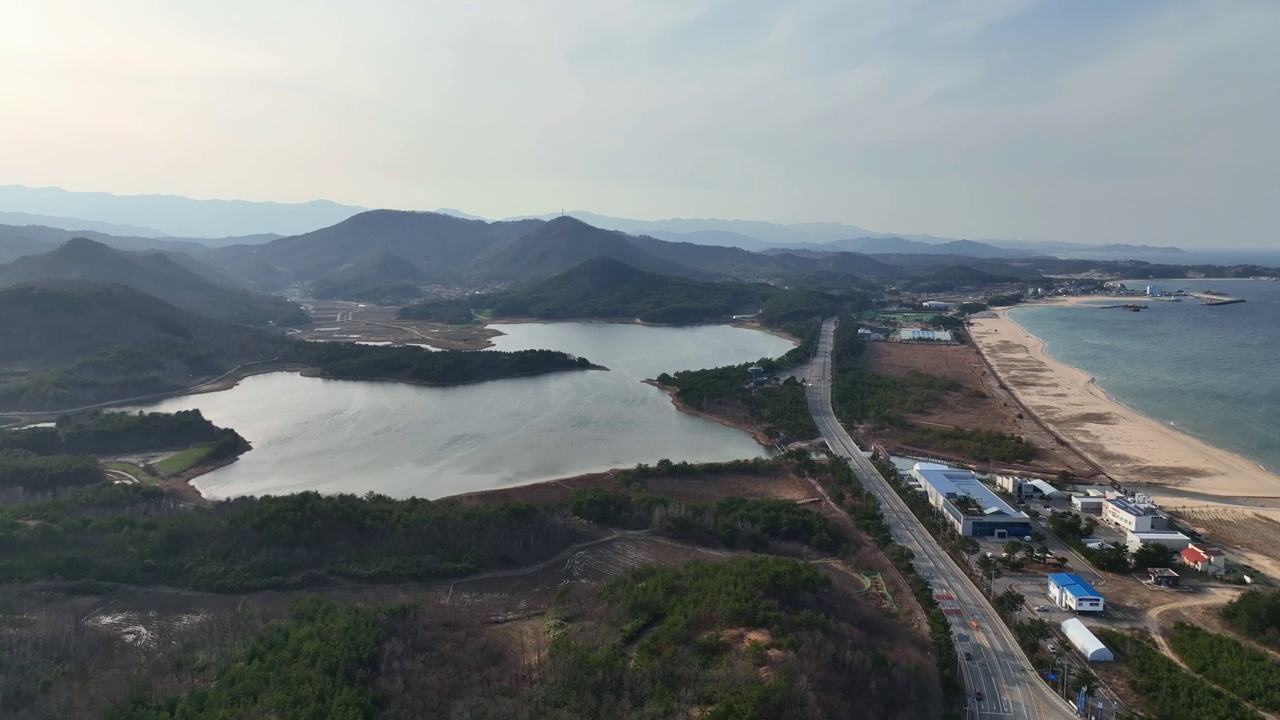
top-left (1061, 619), bottom-right (1113, 662)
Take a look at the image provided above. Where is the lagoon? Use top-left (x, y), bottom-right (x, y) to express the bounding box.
top-left (132, 322), bottom-right (793, 499)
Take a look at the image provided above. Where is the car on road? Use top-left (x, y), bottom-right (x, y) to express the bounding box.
top-left (1046, 644), bottom-right (1058, 653)
top-left (1035, 605), bottom-right (1050, 612)
top-left (974, 690), bottom-right (984, 701)
top-left (1023, 535), bottom-right (1034, 542)
top-left (964, 651), bottom-right (973, 661)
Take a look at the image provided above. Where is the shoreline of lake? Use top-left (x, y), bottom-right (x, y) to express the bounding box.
top-left (127, 322), bottom-right (793, 502)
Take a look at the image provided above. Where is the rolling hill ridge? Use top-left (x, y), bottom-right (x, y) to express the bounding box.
top-left (0, 238), bottom-right (307, 326)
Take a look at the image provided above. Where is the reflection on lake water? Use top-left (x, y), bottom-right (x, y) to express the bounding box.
top-left (132, 322), bottom-right (794, 499)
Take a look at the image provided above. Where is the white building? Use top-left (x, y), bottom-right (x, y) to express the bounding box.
top-left (922, 301), bottom-right (957, 311)
top-left (1127, 530), bottom-right (1192, 554)
top-left (995, 475), bottom-right (1022, 494)
top-left (1048, 573), bottom-right (1105, 613)
top-left (1102, 498), bottom-right (1169, 533)
top-left (1061, 619), bottom-right (1114, 661)
top-left (1071, 496), bottom-right (1105, 515)
top-left (997, 476), bottom-right (1064, 500)
top-left (910, 463), bottom-right (1032, 538)
top-left (897, 329), bottom-right (954, 343)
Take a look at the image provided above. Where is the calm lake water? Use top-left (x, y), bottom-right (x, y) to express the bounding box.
top-left (132, 323), bottom-right (793, 500)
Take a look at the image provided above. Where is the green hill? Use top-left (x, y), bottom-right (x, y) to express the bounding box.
top-left (0, 238), bottom-right (306, 326)
top-left (401, 257), bottom-right (858, 326)
top-left (902, 264), bottom-right (1026, 292)
top-left (309, 252), bottom-right (428, 302)
top-left (491, 257), bottom-right (772, 323)
top-left (0, 281), bottom-right (287, 411)
top-left (468, 216), bottom-right (704, 283)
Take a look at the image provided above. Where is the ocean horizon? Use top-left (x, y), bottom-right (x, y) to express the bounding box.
top-left (1007, 278), bottom-right (1280, 475)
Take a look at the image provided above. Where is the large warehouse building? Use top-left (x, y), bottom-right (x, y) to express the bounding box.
top-left (1047, 573), bottom-right (1105, 613)
top-left (910, 463), bottom-right (1032, 538)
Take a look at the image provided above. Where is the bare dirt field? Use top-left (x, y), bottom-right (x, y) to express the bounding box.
top-left (295, 300), bottom-right (501, 349)
top-left (862, 342), bottom-right (1095, 477)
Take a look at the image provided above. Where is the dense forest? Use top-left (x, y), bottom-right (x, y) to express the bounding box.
top-left (1169, 622), bottom-right (1280, 711)
top-left (0, 410), bottom-right (245, 495)
top-left (95, 555), bottom-right (942, 720)
top-left (1, 449), bottom-right (948, 719)
top-left (1099, 629), bottom-right (1260, 720)
top-left (0, 450), bottom-right (102, 492)
top-left (653, 320), bottom-right (820, 442)
top-left (0, 409), bottom-right (236, 457)
top-left (657, 366), bottom-right (818, 441)
top-left (1221, 589), bottom-right (1280, 648)
top-left (292, 342), bottom-right (596, 386)
top-left (0, 454), bottom-right (853, 592)
top-left (0, 486), bottom-right (584, 591)
top-left (107, 597), bottom-right (387, 720)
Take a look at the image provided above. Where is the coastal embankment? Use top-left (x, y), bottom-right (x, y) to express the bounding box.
top-left (970, 304), bottom-right (1280, 576)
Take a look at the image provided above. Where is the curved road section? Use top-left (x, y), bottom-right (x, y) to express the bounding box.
top-left (806, 318), bottom-right (1075, 720)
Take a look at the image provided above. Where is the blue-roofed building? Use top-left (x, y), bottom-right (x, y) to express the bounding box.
top-left (909, 462), bottom-right (1032, 538)
top-left (1047, 573), bottom-right (1105, 613)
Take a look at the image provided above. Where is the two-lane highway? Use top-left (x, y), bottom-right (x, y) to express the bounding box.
top-left (806, 318), bottom-right (1075, 720)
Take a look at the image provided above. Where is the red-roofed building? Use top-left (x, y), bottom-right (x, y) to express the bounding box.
top-left (1181, 544), bottom-right (1227, 575)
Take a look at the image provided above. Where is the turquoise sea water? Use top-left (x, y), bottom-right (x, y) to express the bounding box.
top-left (1008, 279), bottom-right (1280, 473)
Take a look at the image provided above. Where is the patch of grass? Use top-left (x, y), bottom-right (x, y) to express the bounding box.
top-left (102, 461), bottom-right (157, 483)
top-left (153, 445), bottom-right (214, 476)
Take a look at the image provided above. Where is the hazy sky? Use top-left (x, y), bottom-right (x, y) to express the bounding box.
top-left (3, 1), bottom-right (1277, 246)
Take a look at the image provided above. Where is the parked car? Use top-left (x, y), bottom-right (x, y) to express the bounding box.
top-left (1035, 606), bottom-right (1050, 613)
top-left (1046, 644), bottom-right (1058, 653)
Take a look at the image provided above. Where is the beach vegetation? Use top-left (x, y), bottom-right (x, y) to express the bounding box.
top-left (898, 427), bottom-right (1037, 464)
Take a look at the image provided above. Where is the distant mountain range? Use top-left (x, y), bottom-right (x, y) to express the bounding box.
top-left (0, 185), bottom-right (1204, 260)
top-left (0, 185), bottom-right (364, 238)
top-left (0, 238), bottom-right (306, 326)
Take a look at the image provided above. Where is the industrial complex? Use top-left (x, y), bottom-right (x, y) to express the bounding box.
top-left (907, 462), bottom-right (1032, 538)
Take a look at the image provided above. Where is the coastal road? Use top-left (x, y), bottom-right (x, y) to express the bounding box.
top-left (806, 318), bottom-right (1076, 720)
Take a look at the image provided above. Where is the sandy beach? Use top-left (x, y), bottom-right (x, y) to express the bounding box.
top-left (970, 302), bottom-right (1280, 575)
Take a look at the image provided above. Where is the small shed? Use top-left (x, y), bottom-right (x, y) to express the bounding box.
top-left (1061, 618), bottom-right (1114, 662)
top-left (1147, 568), bottom-right (1180, 587)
